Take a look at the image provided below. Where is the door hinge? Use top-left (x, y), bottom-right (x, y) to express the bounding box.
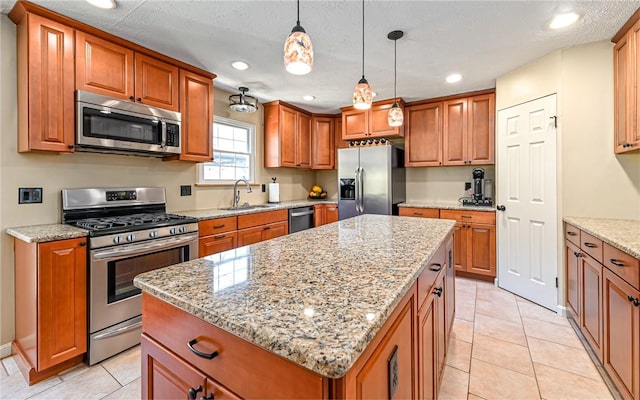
top-left (555, 277), bottom-right (558, 288)
top-left (550, 116), bottom-right (558, 128)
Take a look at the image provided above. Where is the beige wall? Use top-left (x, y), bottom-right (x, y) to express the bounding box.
top-left (406, 166), bottom-right (495, 201)
top-left (0, 15), bottom-right (315, 345)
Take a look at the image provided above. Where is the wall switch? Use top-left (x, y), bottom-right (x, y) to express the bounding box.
top-left (180, 185), bottom-right (192, 196)
top-left (261, 184), bottom-right (266, 193)
top-left (19, 187), bottom-right (42, 204)
top-left (464, 182), bottom-right (472, 191)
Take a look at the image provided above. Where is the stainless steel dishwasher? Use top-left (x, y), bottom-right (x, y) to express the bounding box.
top-left (288, 206), bottom-right (315, 233)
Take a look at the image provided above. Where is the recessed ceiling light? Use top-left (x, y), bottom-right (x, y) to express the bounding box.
top-left (549, 12), bottom-right (581, 30)
top-left (84, 0), bottom-right (116, 9)
top-left (446, 73), bottom-right (462, 83)
top-left (231, 61), bottom-right (250, 71)
top-left (303, 95), bottom-right (316, 101)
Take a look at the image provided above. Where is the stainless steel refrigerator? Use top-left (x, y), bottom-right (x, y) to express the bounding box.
top-left (338, 145), bottom-right (406, 220)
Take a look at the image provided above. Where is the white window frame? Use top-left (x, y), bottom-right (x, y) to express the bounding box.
top-left (198, 116), bottom-right (256, 184)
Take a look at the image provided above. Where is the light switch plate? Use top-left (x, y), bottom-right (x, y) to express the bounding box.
top-left (19, 187), bottom-right (42, 204)
top-left (180, 185), bottom-right (192, 196)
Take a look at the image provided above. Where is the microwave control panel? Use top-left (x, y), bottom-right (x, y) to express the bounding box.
top-left (166, 123), bottom-right (180, 147)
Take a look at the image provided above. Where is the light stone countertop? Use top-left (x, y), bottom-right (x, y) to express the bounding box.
top-left (6, 224), bottom-right (89, 243)
top-left (564, 217), bottom-right (640, 259)
top-left (400, 200), bottom-right (495, 212)
top-left (174, 199), bottom-right (337, 221)
top-left (134, 214), bottom-right (455, 379)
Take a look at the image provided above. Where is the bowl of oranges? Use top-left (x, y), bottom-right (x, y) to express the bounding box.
top-left (308, 185), bottom-right (327, 199)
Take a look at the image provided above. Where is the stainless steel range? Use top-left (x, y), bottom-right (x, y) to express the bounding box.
top-left (62, 187), bottom-right (198, 365)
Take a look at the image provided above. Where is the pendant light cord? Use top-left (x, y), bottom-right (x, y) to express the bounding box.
top-left (361, 0), bottom-right (365, 79)
top-left (393, 37), bottom-right (397, 100)
top-left (297, 0), bottom-right (300, 25)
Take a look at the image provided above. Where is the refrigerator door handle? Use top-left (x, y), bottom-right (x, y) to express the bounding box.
top-left (355, 167), bottom-right (361, 213)
top-left (359, 167), bottom-right (365, 213)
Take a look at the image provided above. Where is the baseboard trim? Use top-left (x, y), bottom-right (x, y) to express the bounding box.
top-left (0, 342), bottom-right (12, 359)
top-left (556, 304), bottom-right (569, 317)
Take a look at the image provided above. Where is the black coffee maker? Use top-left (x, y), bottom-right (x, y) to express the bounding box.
top-left (462, 167), bottom-right (493, 206)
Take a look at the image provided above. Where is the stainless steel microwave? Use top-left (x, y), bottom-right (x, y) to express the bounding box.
top-left (76, 91), bottom-right (182, 157)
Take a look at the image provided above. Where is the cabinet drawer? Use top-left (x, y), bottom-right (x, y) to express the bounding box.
top-left (418, 246), bottom-right (445, 307)
top-left (199, 232), bottom-right (237, 258)
top-left (399, 207), bottom-right (440, 219)
top-left (199, 217), bottom-right (237, 237)
top-left (237, 209), bottom-right (288, 229)
top-left (142, 294), bottom-right (327, 399)
top-left (440, 209), bottom-right (495, 225)
top-left (564, 223), bottom-right (580, 245)
top-left (580, 231), bottom-right (603, 264)
top-left (604, 243), bottom-right (640, 290)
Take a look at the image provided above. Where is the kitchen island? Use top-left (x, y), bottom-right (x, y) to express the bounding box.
top-left (134, 214), bottom-right (456, 399)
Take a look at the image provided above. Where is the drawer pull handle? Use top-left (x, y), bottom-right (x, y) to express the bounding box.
top-left (584, 242), bottom-right (597, 248)
top-left (213, 235), bottom-right (226, 240)
top-left (414, 212), bottom-right (423, 216)
top-left (611, 259), bottom-right (625, 267)
top-left (187, 339), bottom-right (219, 359)
top-left (188, 385), bottom-right (203, 400)
top-left (213, 224), bottom-right (225, 229)
top-left (433, 287), bottom-right (443, 297)
top-left (263, 226), bottom-right (271, 230)
top-left (429, 263), bottom-right (442, 271)
top-left (567, 231), bottom-right (577, 236)
top-left (461, 215), bottom-right (472, 219)
top-left (628, 295), bottom-right (640, 307)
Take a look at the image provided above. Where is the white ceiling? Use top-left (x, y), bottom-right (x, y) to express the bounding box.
top-left (1, 0), bottom-right (638, 113)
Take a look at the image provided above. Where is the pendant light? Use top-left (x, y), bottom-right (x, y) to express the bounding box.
top-left (353, 0), bottom-right (373, 110)
top-left (229, 87), bottom-right (258, 113)
top-left (387, 30), bottom-right (404, 127)
top-left (283, 0), bottom-right (313, 75)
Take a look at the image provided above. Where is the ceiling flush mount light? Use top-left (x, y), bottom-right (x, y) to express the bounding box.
top-left (387, 30), bottom-right (404, 127)
top-left (284, 0), bottom-right (313, 75)
top-left (85, 0), bottom-right (116, 9)
top-left (353, 0), bottom-right (373, 110)
top-left (549, 12), bottom-right (581, 29)
top-left (446, 73), bottom-right (462, 83)
top-left (303, 95), bottom-right (316, 101)
top-left (231, 61), bottom-right (250, 71)
top-left (229, 87), bottom-right (258, 113)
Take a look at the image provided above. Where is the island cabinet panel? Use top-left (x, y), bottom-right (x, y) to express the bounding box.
top-left (565, 240), bottom-right (582, 321)
top-left (141, 294), bottom-right (328, 399)
top-left (580, 253), bottom-right (604, 361)
top-left (399, 207), bottom-right (439, 219)
top-left (177, 69), bottom-right (214, 162)
top-left (417, 291), bottom-right (437, 400)
top-left (405, 102), bottom-right (443, 167)
top-left (603, 268), bottom-right (640, 400)
top-left (14, 12), bottom-right (75, 153)
top-left (444, 235), bottom-right (456, 339)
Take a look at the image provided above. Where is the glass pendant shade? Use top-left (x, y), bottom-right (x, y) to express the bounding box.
top-left (388, 102), bottom-right (404, 126)
top-left (353, 78), bottom-right (373, 110)
top-left (284, 25), bottom-right (313, 75)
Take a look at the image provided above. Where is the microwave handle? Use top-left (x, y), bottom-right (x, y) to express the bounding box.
top-left (160, 121), bottom-right (167, 148)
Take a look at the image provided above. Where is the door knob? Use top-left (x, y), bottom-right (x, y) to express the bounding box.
top-left (497, 205), bottom-right (506, 211)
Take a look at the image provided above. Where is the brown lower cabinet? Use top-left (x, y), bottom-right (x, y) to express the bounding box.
top-left (314, 204), bottom-right (339, 227)
top-left (237, 221), bottom-right (288, 247)
top-left (141, 233), bottom-right (454, 399)
top-left (581, 253), bottom-right (603, 361)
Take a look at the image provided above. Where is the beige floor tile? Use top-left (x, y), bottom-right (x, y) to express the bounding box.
top-left (475, 298), bottom-right (521, 323)
top-left (29, 366), bottom-right (121, 399)
top-left (456, 286), bottom-right (477, 301)
top-left (534, 363), bottom-right (613, 400)
top-left (467, 394), bottom-right (485, 400)
top-left (451, 318), bottom-right (474, 343)
top-left (474, 313), bottom-right (527, 346)
top-left (469, 358), bottom-right (540, 400)
top-left (0, 364), bottom-right (7, 377)
top-left (101, 346), bottom-right (141, 386)
top-left (472, 333), bottom-right (534, 376)
top-left (475, 280), bottom-right (496, 290)
top-left (58, 362), bottom-right (90, 382)
top-left (476, 287), bottom-right (517, 305)
top-left (446, 339), bottom-right (472, 373)
top-left (101, 377), bottom-right (141, 400)
top-left (2, 355), bottom-right (21, 376)
top-left (517, 301), bottom-right (570, 327)
top-left (456, 300), bottom-right (476, 322)
top-left (0, 372), bottom-right (61, 399)
top-left (438, 365), bottom-right (469, 400)
top-left (527, 336), bottom-right (600, 380)
top-left (522, 317), bottom-right (583, 349)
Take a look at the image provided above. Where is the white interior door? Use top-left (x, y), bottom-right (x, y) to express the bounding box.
top-left (496, 94), bottom-right (558, 310)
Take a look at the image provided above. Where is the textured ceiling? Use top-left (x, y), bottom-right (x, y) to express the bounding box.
top-left (1, 0), bottom-right (638, 113)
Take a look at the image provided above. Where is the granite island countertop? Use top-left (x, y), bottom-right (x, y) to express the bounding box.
top-left (134, 214), bottom-right (455, 379)
top-left (173, 199), bottom-right (338, 221)
top-left (564, 217), bottom-right (640, 259)
top-left (400, 200), bottom-right (495, 212)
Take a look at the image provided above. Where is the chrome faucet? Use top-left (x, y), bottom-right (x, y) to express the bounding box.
top-left (232, 179), bottom-right (252, 208)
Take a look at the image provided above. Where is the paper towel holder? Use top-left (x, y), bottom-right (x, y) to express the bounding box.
top-left (268, 177), bottom-right (280, 203)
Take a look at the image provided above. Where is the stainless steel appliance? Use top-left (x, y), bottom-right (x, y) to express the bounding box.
top-left (76, 91), bottom-right (182, 157)
top-left (338, 145), bottom-right (406, 219)
top-left (288, 206), bottom-right (315, 233)
top-left (462, 167), bottom-right (493, 206)
top-left (62, 187), bottom-right (198, 365)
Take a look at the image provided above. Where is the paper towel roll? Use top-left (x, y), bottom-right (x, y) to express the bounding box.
top-left (268, 183), bottom-right (280, 203)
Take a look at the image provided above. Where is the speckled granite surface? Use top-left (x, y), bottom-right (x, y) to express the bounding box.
top-left (6, 224), bottom-right (88, 243)
top-left (400, 200), bottom-right (495, 212)
top-left (564, 217), bottom-right (640, 259)
top-left (135, 214), bottom-right (455, 379)
top-left (174, 199), bottom-right (338, 221)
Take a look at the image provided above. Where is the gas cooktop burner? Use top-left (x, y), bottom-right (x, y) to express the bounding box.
top-left (74, 213), bottom-right (196, 236)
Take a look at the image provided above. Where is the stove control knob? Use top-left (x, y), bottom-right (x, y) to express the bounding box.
top-left (170, 227), bottom-right (177, 235)
top-left (113, 236), bottom-right (124, 244)
top-left (179, 226), bottom-right (187, 233)
top-left (149, 231), bottom-right (158, 238)
top-left (126, 234), bottom-right (136, 242)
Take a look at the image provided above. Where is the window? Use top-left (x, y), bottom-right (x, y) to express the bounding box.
top-left (199, 116), bottom-right (255, 183)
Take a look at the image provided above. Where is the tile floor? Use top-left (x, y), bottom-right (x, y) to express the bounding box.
top-left (0, 277), bottom-right (615, 399)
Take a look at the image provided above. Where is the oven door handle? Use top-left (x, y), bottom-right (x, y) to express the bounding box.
top-left (93, 320), bottom-right (142, 340)
top-left (92, 233), bottom-right (198, 261)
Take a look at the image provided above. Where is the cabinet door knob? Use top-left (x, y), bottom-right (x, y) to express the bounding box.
top-left (628, 295), bottom-right (640, 307)
top-left (79, 241), bottom-right (87, 246)
top-left (68, 144), bottom-right (75, 149)
top-left (129, 96), bottom-right (135, 101)
top-left (188, 386), bottom-right (203, 400)
top-left (496, 205), bottom-right (506, 211)
top-left (136, 97), bottom-right (142, 102)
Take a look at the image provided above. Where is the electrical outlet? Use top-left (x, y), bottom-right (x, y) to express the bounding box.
top-left (19, 187), bottom-right (42, 204)
top-left (261, 184), bottom-right (266, 193)
top-left (180, 185), bottom-right (192, 196)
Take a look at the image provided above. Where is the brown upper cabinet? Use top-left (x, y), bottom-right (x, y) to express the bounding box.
top-left (341, 99), bottom-right (405, 141)
top-left (613, 10), bottom-right (640, 153)
top-left (405, 102), bottom-right (443, 166)
top-left (264, 101), bottom-right (311, 169)
top-left (10, 10), bottom-right (75, 153)
top-left (311, 116), bottom-right (335, 169)
top-left (76, 32), bottom-right (179, 112)
top-left (177, 70), bottom-right (214, 162)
